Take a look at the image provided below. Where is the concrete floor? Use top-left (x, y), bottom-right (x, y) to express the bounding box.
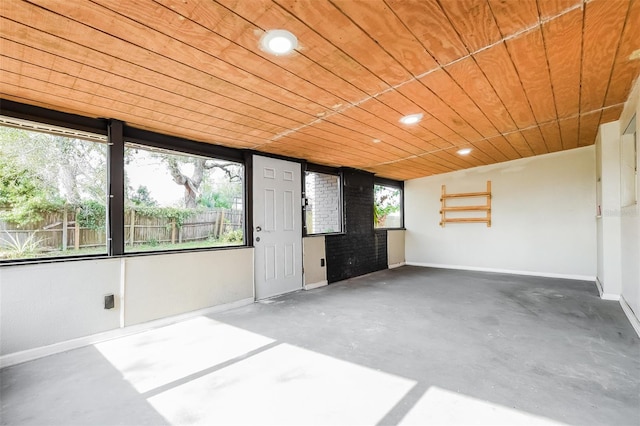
top-left (1, 266), bottom-right (639, 425)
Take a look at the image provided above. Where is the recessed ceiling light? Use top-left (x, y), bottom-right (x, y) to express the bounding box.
top-left (399, 113), bottom-right (423, 125)
top-left (457, 148), bottom-right (472, 155)
top-left (261, 29), bottom-right (298, 55)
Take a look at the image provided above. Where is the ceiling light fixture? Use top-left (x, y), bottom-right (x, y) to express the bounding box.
top-left (261, 29), bottom-right (298, 55)
top-left (399, 113), bottom-right (423, 125)
top-left (457, 148), bottom-right (472, 155)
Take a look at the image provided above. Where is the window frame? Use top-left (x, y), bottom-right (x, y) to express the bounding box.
top-left (373, 177), bottom-right (404, 230)
top-left (0, 99), bottom-right (249, 265)
top-left (303, 163), bottom-right (344, 237)
top-left (121, 141), bottom-right (246, 254)
top-left (0, 112), bottom-right (110, 263)
top-left (120, 126), bottom-right (247, 256)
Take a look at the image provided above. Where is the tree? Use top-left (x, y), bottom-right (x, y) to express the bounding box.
top-left (165, 156), bottom-right (241, 208)
top-left (0, 156), bottom-right (44, 206)
top-left (129, 185), bottom-right (158, 207)
top-left (0, 126), bottom-right (107, 205)
top-left (0, 155), bottom-right (61, 225)
top-left (0, 125), bottom-right (108, 226)
top-left (374, 185), bottom-right (400, 227)
top-left (197, 180), bottom-right (243, 209)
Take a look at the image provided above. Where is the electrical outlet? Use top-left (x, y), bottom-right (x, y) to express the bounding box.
top-left (104, 294), bottom-right (115, 310)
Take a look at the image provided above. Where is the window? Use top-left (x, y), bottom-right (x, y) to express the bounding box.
top-left (0, 120), bottom-right (108, 260)
top-left (374, 183), bottom-right (403, 229)
top-left (124, 143), bottom-right (244, 252)
top-left (304, 171), bottom-right (342, 234)
top-left (0, 105), bottom-right (248, 263)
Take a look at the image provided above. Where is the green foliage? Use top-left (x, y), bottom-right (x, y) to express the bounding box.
top-left (75, 200), bottom-right (106, 230)
top-left (1, 198), bottom-right (65, 227)
top-left (1, 126), bottom-right (107, 204)
top-left (0, 157), bottom-right (40, 205)
top-left (0, 156), bottom-right (62, 225)
top-left (1, 125), bottom-right (108, 227)
top-left (129, 185), bottom-right (157, 207)
top-left (374, 185), bottom-right (400, 227)
top-left (220, 228), bottom-right (243, 243)
top-left (197, 181), bottom-right (241, 210)
top-left (0, 231), bottom-right (44, 259)
top-left (131, 206), bottom-right (196, 228)
top-left (198, 191), bottom-right (232, 209)
top-left (0, 157), bottom-right (106, 229)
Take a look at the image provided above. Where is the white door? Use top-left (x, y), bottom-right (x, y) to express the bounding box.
top-left (253, 155), bottom-right (303, 299)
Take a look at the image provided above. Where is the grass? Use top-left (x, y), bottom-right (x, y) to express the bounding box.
top-left (125, 239), bottom-right (243, 253)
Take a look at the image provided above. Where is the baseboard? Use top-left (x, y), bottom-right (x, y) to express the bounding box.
top-left (601, 293), bottom-right (621, 301)
top-left (0, 297), bottom-right (254, 369)
top-left (594, 277), bottom-right (621, 301)
top-left (620, 295), bottom-right (640, 338)
top-left (595, 276), bottom-right (604, 296)
top-left (388, 262), bottom-right (406, 269)
top-left (304, 280), bottom-right (328, 290)
top-left (405, 262), bottom-right (596, 282)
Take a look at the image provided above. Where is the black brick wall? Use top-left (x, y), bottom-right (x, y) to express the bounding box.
top-left (325, 169), bottom-right (388, 283)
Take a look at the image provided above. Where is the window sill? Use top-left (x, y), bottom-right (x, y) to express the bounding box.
top-left (0, 244), bottom-right (251, 267)
top-left (304, 232), bottom-right (345, 237)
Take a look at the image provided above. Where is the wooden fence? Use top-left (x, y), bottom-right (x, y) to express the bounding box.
top-left (125, 208), bottom-right (242, 246)
top-left (0, 207), bottom-right (242, 252)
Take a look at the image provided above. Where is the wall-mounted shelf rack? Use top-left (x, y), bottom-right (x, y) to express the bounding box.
top-left (440, 180), bottom-right (492, 227)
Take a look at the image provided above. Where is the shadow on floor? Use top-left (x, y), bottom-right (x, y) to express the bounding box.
top-left (1, 266), bottom-right (638, 425)
top-left (209, 266), bottom-right (640, 425)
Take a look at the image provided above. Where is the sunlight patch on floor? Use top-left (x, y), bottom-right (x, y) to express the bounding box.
top-left (95, 316), bottom-right (274, 393)
top-left (147, 343), bottom-right (416, 425)
top-left (399, 386), bottom-right (567, 425)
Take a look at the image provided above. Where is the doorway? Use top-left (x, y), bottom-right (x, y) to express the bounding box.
top-left (252, 155), bottom-right (303, 299)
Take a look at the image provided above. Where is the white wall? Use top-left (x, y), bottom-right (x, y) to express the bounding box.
top-left (405, 147), bottom-right (597, 279)
top-left (387, 230), bottom-right (405, 268)
top-left (303, 236), bottom-right (327, 289)
top-left (0, 258), bottom-right (121, 355)
top-left (124, 248), bottom-right (254, 326)
top-left (596, 122), bottom-right (623, 296)
top-left (619, 101), bottom-right (639, 322)
top-left (0, 248), bottom-right (254, 356)
top-left (602, 78), bottom-right (640, 329)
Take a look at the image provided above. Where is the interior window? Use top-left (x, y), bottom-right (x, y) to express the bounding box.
top-left (305, 171), bottom-right (342, 235)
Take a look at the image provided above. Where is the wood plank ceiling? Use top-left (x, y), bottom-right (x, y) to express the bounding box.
top-left (1, 0), bottom-right (639, 180)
